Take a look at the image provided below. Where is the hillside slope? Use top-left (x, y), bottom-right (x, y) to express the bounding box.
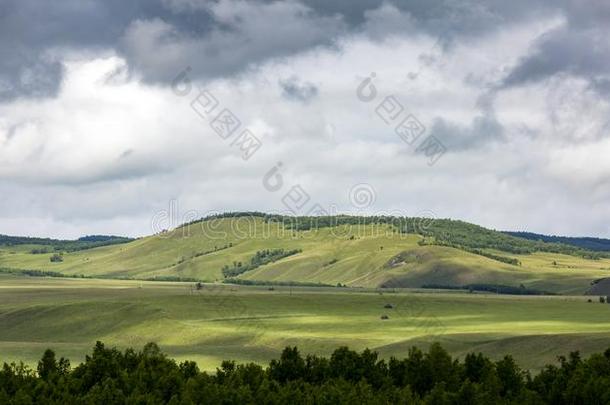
top-left (1, 214), bottom-right (609, 294)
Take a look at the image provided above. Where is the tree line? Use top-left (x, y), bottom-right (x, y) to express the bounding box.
top-left (2, 342), bottom-right (610, 404)
top-left (505, 232), bottom-right (610, 252)
top-left (0, 234), bottom-right (133, 252)
top-left (221, 248), bottom-right (302, 278)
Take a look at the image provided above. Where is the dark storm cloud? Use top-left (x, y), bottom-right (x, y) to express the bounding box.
top-left (429, 114), bottom-right (503, 152)
top-left (0, 0), bottom-right (345, 99)
top-left (300, 0), bottom-right (387, 25)
top-left (0, 0), bottom-right (602, 101)
top-left (0, 0), bottom-right (212, 100)
top-left (0, 52), bottom-right (63, 101)
top-left (118, 0), bottom-right (354, 83)
top-left (502, 26), bottom-right (610, 90)
top-left (279, 76), bottom-right (318, 102)
top-left (501, 0), bottom-right (610, 94)
top-left (590, 78), bottom-right (610, 97)
top-left (303, 0), bottom-right (552, 35)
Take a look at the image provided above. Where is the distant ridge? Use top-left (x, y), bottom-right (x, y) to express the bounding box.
top-left (0, 234), bottom-right (133, 252)
top-left (504, 231), bottom-right (610, 252)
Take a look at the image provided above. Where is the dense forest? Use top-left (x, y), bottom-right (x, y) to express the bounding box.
top-left (1, 342), bottom-right (610, 404)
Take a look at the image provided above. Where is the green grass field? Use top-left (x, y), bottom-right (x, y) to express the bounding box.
top-left (2, 217), bottom-right (610, 294)
top-left (2, 274), bottom-right (610, 372)
top-left (3, 216), bottom-right (610, 372)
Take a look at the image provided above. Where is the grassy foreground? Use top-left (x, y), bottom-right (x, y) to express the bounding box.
top-left (2, 275), bottom-right (610, 371)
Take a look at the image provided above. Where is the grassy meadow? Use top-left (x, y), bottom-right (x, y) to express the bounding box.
top-left (2, 274), bottom-right (610, 372)
top-left (3, 216), bottom-right (610, 373)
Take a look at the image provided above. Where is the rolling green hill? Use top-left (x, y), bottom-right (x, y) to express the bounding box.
top-left (1, 213), bottom-right (609, 294)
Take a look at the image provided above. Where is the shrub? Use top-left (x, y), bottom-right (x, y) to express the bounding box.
top-left (49, 253), bottom-right (63, 263)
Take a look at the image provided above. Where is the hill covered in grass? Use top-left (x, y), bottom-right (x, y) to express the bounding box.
top-left (1, 213), bottom-right (609, 294)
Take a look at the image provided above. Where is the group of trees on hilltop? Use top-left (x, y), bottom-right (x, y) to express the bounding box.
top-left (4, 212), bottom-right (606, 261)
top-left (416, 220), bottom-right (606, 259)
top-left (2, 342), bottom-right (610, 403)
top-left (180, 212), bottom-right (607, 260)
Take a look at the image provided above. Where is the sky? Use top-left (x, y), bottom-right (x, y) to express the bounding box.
top-left (1, 0), bottom-right (609, 239)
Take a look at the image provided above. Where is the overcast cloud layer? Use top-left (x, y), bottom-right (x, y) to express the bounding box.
top-left (1, 0), bottom-right (609, 239)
